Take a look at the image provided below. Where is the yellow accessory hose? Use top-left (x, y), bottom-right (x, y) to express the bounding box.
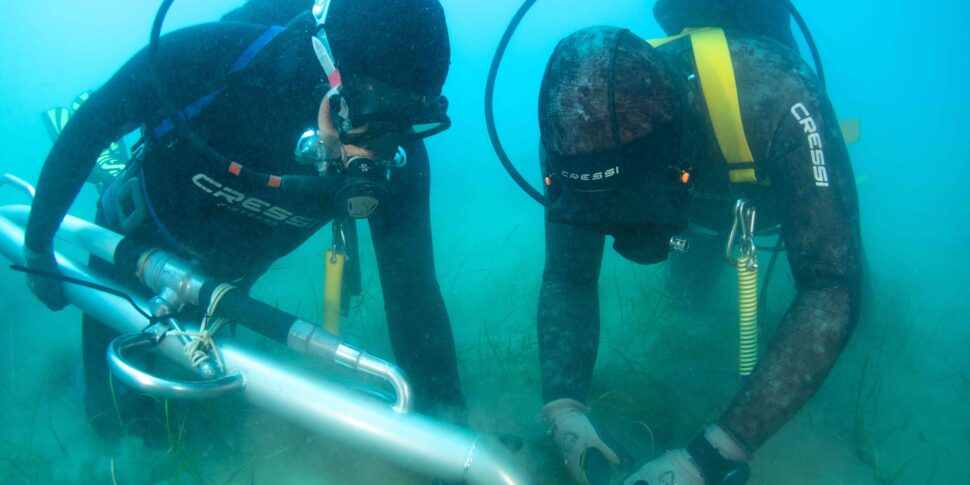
top-left (737, 254), bottom-right (758, 377)
top-left (323, 249), bottom-right (345, 335)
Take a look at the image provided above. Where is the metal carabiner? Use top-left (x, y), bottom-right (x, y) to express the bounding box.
top-left (725, 199), bottom-right (758, 270)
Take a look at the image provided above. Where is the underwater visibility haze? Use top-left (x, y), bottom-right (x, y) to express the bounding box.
top-left (0, 0), bottom-right (967, 483)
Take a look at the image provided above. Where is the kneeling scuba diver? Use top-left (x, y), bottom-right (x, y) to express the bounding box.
top-left (148, 0), bottom-right (451, 225)
top-left (485, 1), bottom-right (839, 485)
top-left (26, 0), bottom-right (452, 336)
top-left (23, 0), bottom-right (461, 448)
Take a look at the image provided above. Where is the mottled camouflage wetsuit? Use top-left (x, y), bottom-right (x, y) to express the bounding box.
top-left (25, 20), bottom-right (465, 433)
top-left (538, 30), bottom-right (863, 452)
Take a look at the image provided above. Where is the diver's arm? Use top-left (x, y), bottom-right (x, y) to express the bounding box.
top-left (538, 220), bottom-right (606, 404)
top-left (539, 222), bottom-right (636, 483)
top-left (24, 56), bottom-right (154, 253)
top-left (717, 89), bottom-right (864, 451)
top-left (24, 22), bottom-right (274, 254)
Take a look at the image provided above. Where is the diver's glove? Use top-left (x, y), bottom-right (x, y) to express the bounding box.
top-left (623, 449), bottom-right (704, 485)
top-left (541, 398), bottom-right (629, 484)
top-left (624, 424), bottom-right (751, 485)
top-left (23, 246), bottom-right (68, 311)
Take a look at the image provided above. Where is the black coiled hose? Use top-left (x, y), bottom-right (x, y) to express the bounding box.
top-left (148, 0), bottom-right (333, 196)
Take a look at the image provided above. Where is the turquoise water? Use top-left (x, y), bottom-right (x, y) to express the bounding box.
top-left (0, 1), bottom-right (967, 483)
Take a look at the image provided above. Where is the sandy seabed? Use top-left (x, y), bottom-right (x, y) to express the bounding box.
top-left (1, 197), bottom-right (966, 484)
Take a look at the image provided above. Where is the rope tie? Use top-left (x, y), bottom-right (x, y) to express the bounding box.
top-left (168, 283), bottom-right (236, 372)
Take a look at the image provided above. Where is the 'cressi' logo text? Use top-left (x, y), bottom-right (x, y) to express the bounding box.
top-left (561, 166), bottom-right (620, 182)
top-left (192, 173), bottom-right (323, 229)
top-left (790, 103), bottom-right (829, 188)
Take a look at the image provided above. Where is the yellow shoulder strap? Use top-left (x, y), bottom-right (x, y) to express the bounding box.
top-left (648, 28), bottom-right (757, 184)
top-left (649, 31), bottom-right (863, 186)
top-left (647, 30), bottom-right (694, 48)
top-left (690, 28), bottom-right (757, 183)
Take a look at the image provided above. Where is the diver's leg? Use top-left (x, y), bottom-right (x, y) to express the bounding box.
top-left (368, 140), bottom-right (466, 423)
top-left (81, 304), bottom-right (124, 441)
top-left (81, 206), bottom-right (127, 442)
top-left (82, 254), bottom-right (166, 444)
top-left (83, 210), bottom-right (164, 445)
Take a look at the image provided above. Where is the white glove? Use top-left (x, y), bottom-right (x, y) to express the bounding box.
top-left (623, 449), bottom-right (704, 485)
top-left (625, 425), bottom-right (751, 485)
top-left (541, 398), bottom-right (624, 484)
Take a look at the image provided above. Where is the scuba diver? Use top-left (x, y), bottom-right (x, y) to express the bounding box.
top-left (530, 0), bottom-right (864, 483)
top-left (23, 0), bottom-right (467, 442)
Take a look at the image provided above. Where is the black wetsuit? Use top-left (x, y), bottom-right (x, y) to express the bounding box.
top-left (25, 22), bottom-right (465, 425)
top-left (538, 31), bottom-right (863, 451)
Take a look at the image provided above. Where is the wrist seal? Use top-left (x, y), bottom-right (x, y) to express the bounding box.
top-left (686, 433), bottom-right (750, 485)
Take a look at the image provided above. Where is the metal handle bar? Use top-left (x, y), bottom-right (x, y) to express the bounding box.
top-left (1, 173), bottom-right (36, 198)
top-left (107, 332), bottom-right (245, 400)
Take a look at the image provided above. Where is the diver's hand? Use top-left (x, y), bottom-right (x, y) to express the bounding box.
top-left (23, 246), bottom-right (68, 311)
top-left (623, 449), bottom-right (704, 485)
top-left (625, 425), bottom-right (751, 485)
top-left (541, 398), bottom-right (625, 484)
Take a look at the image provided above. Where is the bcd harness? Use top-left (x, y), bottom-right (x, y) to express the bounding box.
top-left (144, 25), bottom-right (361, 332)
top-left (648, 28), bottom-right (764, 379)
top-left (648, 27), bottom-right (861, 186)
top-left (648, 28), bottom-right (861, 380)
top-left (649, 28), bottom-right (759, 185)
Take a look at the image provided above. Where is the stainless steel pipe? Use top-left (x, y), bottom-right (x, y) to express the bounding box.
top-left (0, 204), bottom-right (414, 413)
top-left (0, 207), bottom-right (532, 484)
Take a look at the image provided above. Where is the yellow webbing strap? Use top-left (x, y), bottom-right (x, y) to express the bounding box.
top-left (648, 28), bottom-right (757, 184)
top-left (690, 29), bottom-right (757, 183)
top-left (647, 30), bottom-right (694, 48)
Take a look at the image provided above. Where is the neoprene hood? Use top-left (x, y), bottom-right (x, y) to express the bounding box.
top-left (538, 26), bottom-right (692, 264)
top-left (325, 0), bottom-right (450, 96)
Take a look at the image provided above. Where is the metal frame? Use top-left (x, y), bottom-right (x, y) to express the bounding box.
top-left (0, 182), bottom-right (532, 484)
